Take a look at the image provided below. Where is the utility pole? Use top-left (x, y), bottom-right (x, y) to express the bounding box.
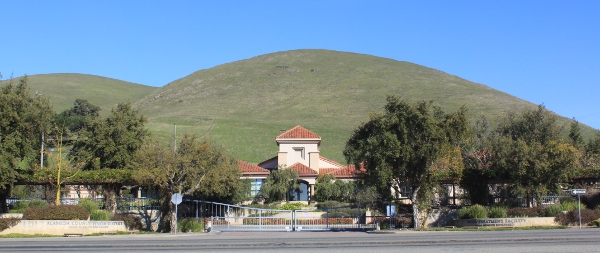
top-left (174, 123), bottom-right (177, 152)
top-left (40, 133), bottom-right (45, 168)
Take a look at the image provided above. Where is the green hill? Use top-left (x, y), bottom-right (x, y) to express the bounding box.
top-left (134, 49), bottom-right (593, 163)
top-left (4, 50), bottom-right (592, 164)
top-left (4, 73), bottom-right (157, 116)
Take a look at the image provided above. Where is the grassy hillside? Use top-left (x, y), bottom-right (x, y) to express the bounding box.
top-left (134, 49), bottom-right (593, 164)
top-left (3, 73), bottom-right (157, 116)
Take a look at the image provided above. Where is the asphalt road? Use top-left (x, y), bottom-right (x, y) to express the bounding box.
top-left (1, 229), bottom-right (599, 253)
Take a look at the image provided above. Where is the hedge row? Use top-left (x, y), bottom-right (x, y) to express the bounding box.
top-left (0, 218), bottom-right (21, 232)
top-left (23, 205), bottom-right (90, 220)
top-left (555, 209), bottom-right (600, 226)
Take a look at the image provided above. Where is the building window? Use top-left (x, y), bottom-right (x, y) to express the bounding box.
top-left (293, 147), bottom-right (305, 160)
top-left (250, 179), bottom-right (263, 197)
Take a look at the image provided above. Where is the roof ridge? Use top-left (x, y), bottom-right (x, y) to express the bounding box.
top-left (276, 125), bottom-right (321, 139)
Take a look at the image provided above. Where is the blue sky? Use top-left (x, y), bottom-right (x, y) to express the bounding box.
top-left (2, 1), bottom-right (599, 130)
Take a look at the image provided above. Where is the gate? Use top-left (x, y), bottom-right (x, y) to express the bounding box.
top-left (293, 205), bottom-right (377, 231)
top-left (181, 200), bottom-right (378, 232)
top-left (182, 200), bottom-right (294, 231)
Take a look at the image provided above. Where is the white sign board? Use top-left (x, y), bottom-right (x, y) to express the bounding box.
top-left (386, 205), bottom-right (396, 216)
top-left (171, 193), bottom-right (183, 205)
top-left (571, 189), bottom-right (586, 195)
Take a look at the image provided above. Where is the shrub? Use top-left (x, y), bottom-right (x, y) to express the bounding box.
top-left (316, 201), bottom-right (344, 210)
top-left (11, 201), bottom-right (30, 212)
top-left (28, 199), bottom-right (49, 208)
top-left (178, 218), bottom-right (204, 232)
top-left (589, 218), bottom-right (600, 227)
top-left (279, 202), bottom-right (307, 210)
top-left (111, 213), bottom-right (143, 231)
top-left (0, 218), bottom-right (21, 232)
top-left (559, 198), bottom-right (586, 211)
top-left (90, 210), bottom-right (111, 221)
top-left (459, 204), bottom-right (487, 219)
top-left (78, 199), bottom-right (101, 213)
top-left (488, 206), bottom-right (507, 218)
top-left (9, 200), bottom-right (48, 213)
top-left (543, 205), bottom-right (564, 217)
top-left (23, 205), bottom-right (90, 220)
top-left (322, 211), bottom-right (351, 218)
top-left (506, 207), bottom-right (544, 217)
top-left (555, 209), bottom-right (600, 226)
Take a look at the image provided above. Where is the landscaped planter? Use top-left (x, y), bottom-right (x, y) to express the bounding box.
top-left (452, 217), bottom-right (557, 227)
top-left (0, 220), bottom-right (127, 235)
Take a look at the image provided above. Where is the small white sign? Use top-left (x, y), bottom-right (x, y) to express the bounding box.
top-left (571, 189), bottom-right (586, 195)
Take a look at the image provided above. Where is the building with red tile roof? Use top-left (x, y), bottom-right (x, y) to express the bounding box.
top-left (239, 126), bottom-right (363, 202)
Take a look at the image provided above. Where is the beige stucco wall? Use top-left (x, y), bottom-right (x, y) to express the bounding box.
top-left (278, 140), bottom-right (319, 167)
top-left (1, 220), bottom-right (127, 235)
top-left (452, 217), bottom-right (558, 227)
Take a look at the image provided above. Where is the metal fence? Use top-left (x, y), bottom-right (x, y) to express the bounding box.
top-left (176, 200), bottom-right (401, 232)
top-left (180, 200), bottom-right (294, 231)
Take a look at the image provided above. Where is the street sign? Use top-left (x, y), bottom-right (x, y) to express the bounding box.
top-left (386, 205), bottom-right (396, 216)
top-left (171, 193), bottom-right (183, 234)
top-left (171, 193), bottom-right (183, 205)
top-left (571, 189), bottom-right (586, 195)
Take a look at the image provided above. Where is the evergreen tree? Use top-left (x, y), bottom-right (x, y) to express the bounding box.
top-left (0, 76), bottom-right (53, 212)
top-left (344, 96), bottom-right (470, 228)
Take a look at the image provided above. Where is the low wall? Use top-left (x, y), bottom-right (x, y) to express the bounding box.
top-left (452, 217), bottom-right (557, 227)
top-left (0, 220), bottom-right (127, 235)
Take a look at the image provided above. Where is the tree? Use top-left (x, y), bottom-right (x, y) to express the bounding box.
top-left (56, 99), bottom-right (101, 132)
top-left (344, 96), bottom-right (470, 228)
top-left (0, 76), bottom-right (53, 212)
top-left (568, 119), bottom-right (584, 148)
top-left (314, 174), bottom-right (338, 202)
top-left (70, 102), bottom-right (148, 170)
top-left (492, 105), bottom-right (579, 207)
top-left (134, 135), bottom-right (239, 232)
top-left (461, 116), bottom-right (495, 205)
top-left (69, 102), bottom-right (149, 212)
top-left (314, 174), bottom-right (355, 202)
top-left (586, 131), bottom-right (600, 155)
top-left (259, 167), bottom-right (299, 202)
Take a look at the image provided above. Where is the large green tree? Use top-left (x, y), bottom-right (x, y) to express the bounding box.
top-left (134, 134), bottom-right (240, 232)
top-left (344, 96), bottom-right (470, 228)
top-left (491, 105), bottom-right (579, 206)
top-left (69, 102), bottom-right (149, 212)
top-left (0, 76), bottom-right (53, 212)
top-left (70, 102), bottom-right (148, 170)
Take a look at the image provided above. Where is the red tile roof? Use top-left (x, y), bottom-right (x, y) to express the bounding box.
top-left (319, 156), bottom-right (344, 168)
top-left (327, 164), bottom-right (366, 179)
top-left (319, 165), bottom-right (367, 178)
top-left (257, 156), bottom-right (278, 168)
top-left (239, 160), bottom-right (270, 175)
top-left (319, 168), bottom-right (337, 175)
top-left (276, 126), bottom-right (321, 139)
top-left (289, 163), bottom-right (319, 176)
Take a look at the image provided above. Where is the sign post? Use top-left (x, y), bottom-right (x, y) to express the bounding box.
top-left (171, 193), bottom-right (183, 234)
top-left (386, 205), bottom-right (396, 229)
top-left (570, 189), bottom-right (586, 229)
